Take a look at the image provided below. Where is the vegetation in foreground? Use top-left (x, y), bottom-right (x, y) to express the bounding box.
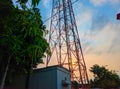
top-left (0, 0), bottom-right (50, 89)
top-left (90, 64), bottom-right (120, 89)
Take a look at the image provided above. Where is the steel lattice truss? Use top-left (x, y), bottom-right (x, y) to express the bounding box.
top-left (46, 0), bottom-right (89, 88)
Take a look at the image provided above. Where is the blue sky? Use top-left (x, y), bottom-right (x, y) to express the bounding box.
top-left (37, 0), bottom-right (120, 78)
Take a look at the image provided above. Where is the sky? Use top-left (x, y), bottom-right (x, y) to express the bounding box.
top-left (37, 0), bottom-right (120, 79)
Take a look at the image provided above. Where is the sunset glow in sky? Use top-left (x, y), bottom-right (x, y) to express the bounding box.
top-left (37, 0), bottom-right (120, 79)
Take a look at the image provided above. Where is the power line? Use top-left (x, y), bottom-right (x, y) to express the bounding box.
top-left (43, 0), bottom-right (79, 23)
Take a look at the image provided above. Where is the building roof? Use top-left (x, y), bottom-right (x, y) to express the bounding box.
top-left (33, 65), bottom-right (70, 73)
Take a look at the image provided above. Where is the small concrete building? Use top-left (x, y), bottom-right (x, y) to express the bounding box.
top-left (29, 65), bottom-right (71, 89)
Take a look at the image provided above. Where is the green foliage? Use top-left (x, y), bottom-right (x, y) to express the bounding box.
top-left (71, 81), bottom-right (79, 89)
top-left (0, 0), bottom-right (50, 86)
top-left (17, 0), bottom-right (40, 7)
top-left (90, 64), bottom-right (120, 89)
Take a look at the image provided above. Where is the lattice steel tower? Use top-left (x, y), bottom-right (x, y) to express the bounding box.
top-left (46, 0), bottom-right (89, 88)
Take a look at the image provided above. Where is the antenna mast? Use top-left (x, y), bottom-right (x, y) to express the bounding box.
top-left (47, 0), bottom-right (89, 88)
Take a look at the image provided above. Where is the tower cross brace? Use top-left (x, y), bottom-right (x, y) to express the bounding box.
top-left (46, 0), bottom-right (90, 88)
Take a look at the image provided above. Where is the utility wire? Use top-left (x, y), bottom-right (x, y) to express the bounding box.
top-left (72, 0), bottom-right (79, 4)
top-left (43, 0), bottom-right (79, 23)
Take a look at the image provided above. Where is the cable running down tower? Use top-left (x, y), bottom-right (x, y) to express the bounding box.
top-left (47, 0), bottom-right (89, 88)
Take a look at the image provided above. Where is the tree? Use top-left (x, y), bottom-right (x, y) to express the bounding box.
top-left (90, 64), bottom-right (120, 89)
top-left (0, 0), bottom-right (50, 89)
top-left (71, 81), bottom-right (79, 89)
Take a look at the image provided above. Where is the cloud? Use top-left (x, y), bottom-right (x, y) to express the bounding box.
top-left (90, 0), bottom-right (120, 6)
top-left (91, 15), bottom-right (110, 31)
top-left (75, 3), bottom-right (93, 30)
top-left (107, 24), bottom-right (120, 53)
top-left (75, 4), bottom-right (120, 55)
top-left (109, 0), bottom-right (120, 5)
top-left (76, 10), bottom-right (92, 27)
top-left (90, 0), bottom-right (106, 6)
top-left (42, 0), bottom-right (120, 56)
top-left (42, 0), bottom-right (50, 7)
top-left (82, 21), bottom-right (120, 55)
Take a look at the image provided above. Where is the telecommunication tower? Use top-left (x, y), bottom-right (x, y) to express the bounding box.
top-left (46, 0), bottom-right (89, 88)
